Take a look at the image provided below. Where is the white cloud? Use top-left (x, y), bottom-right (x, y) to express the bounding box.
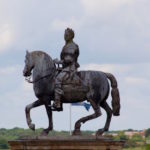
top-left (23, 80), bottom-right (33, 92)
top-left (81, 0), bottom-right (134, 17)
top-left (125, 77), bottom-right (149, 86)
top-left (0, 65), bottom-right (20, 75)
top-left (81, 63), bottom-right (150, 78)
top-left (0, 24), bottom-right (14, 53)
top-left (78, 0), bottom-right (150, 64)
top-left (80, 63), bottom-right (131, 74)
top-left (50, 18), bottom-right (83, 32)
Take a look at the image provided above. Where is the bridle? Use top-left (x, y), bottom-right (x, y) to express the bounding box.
top-left (25, 67), bottom-right (55, 84)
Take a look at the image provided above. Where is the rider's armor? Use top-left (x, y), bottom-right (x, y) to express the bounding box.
top-left (53, 40), bottom-right (80, 110)
top-left (61, 41), bottom-right (79, 70)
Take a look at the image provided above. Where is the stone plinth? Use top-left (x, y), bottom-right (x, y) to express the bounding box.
top-left (9, 136), bottom-right (125, 150)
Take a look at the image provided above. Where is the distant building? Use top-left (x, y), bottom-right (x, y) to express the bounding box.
top-left (104, 130), bottom-right (146, 139)
top-left (124, 130), bottom-right (145, 139)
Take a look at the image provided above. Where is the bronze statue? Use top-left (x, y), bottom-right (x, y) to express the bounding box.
top-left (23, 28), bottom-right (120, 136)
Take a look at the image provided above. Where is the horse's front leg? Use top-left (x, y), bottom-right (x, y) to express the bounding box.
top-left (41, 97), bottom-right (53, 136)
top-left (41, 103), bottom-right (53, 136)
top-left (25, 100), bottom-right (43, 130)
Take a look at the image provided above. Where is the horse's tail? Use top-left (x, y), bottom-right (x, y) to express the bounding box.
top-left (105, 72), bottom-right (120, 116)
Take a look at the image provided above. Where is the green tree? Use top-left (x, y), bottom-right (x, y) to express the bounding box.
top-left (146, 144), bottom-right (150, 150)
top-left (118, 131), bottom-right (128, 140)
top-left (145, 128), bottom-right (150, 138)
top-left (131, 134), bottom-right (143, 142)
top-left (0, 138), bottom-right (9, 149)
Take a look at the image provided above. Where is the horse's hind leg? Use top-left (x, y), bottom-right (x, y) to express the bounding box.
top-left (25, 100), bottom-right (43, 130)
top-left (73, 99), bottom-right (101, 135)
top-left (96, 101), bottom-right (112, 136)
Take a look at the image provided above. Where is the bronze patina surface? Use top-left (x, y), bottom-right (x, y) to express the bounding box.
top-left (23, 28), bottom-right (121, 136)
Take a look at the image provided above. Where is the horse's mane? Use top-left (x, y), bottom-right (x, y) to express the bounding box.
top-left (31, 50), bottom-right (55, 73)
top-left (31, 50), bottom-right (52, 60)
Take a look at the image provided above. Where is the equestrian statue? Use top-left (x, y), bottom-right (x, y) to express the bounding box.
top-left (23, 28), bottom-right (120, 136)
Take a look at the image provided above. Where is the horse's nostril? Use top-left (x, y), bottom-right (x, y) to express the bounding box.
top-left (23, 69), bottom-right (28, 77)
top-left (23, 72), bottom-right (26, 76)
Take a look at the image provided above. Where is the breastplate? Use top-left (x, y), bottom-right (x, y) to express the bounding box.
top-left (62, 43), bottom-right (77, 66)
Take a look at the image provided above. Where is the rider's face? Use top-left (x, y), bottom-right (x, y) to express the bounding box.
top-left (64, 31), bottom-right (72, 42)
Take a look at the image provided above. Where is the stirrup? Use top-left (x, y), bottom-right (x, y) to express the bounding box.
top-left (50, 103), bottom-right (63, 111)
top-left (51, 106), bottom-right (63, 111)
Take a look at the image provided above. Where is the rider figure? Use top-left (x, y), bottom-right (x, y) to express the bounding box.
top-left (52, 28), bottom-right (80, 111)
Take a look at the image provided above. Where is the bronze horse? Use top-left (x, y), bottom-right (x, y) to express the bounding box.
top-left (23, 50), bottom-right (120, 136)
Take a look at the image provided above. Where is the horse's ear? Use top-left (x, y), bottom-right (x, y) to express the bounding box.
top-left (26, 50), bottom-right (29, 55)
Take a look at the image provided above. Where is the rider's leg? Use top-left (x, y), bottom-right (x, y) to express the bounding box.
top-left (52, 72), bottom-right (66, 110)
top-left (53, 83), bottom-right (63, 109)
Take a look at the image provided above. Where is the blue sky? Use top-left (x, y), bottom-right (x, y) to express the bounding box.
top-left (0, 0), bottom-right (150, 132)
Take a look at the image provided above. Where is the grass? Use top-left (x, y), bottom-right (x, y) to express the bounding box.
top-left (123, 147), bottom-right (145, 150)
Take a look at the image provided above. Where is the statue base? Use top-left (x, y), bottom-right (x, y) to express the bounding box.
top-left (9, 136), bottom-right (125, 150)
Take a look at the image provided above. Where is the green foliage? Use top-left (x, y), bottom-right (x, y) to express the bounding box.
top-left (127, 129), bottom-right (134, 132)
top-left (0, 138), bottom-right (9, 149)
top-left (131, 134), bottom-right (143, 142)
top-left (145, 128), bottom-right (150, 138)
top-left (126, 134), bottom-right (145, 148)
top-left (119, 131), bottom-right (128, 140)
top-left (112, 131), bottom-right (146, 148)
top-left (123, 147), bottom-right (145, 150)
top-left (0, 128), bottom-right (149, 149)
top-left (0, 128), bottom-right (95, 149)
top-left (146, 144), bottom-right (150, 150)
top-left (0, 128), bottom-right (43, 149)
top-left (113, 131), bottom-right (128, 141)
top-left (146, 135), bottom-right (150, 140)
top-left (146, 135), bottom-right (150, 146)
top-left (126, 139), bottom-right (136, 148)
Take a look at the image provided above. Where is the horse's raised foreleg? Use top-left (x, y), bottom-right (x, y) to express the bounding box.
top-left (41, 100), bottom-right (53, 136)
top-left (25, 100), bottom-right (43, 130)
top-left (96, 101), bottom-right (112, 136)
top-left (73, 99), bottom-right (101, 135)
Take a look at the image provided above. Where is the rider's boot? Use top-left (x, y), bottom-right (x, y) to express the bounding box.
top-left (52, 88), bottom-right (63, 111)
top-left (52, 99), bottom-right (62, 111)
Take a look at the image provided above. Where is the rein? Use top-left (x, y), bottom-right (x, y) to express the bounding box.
top-left (25, 68), bottom-right (55, 84)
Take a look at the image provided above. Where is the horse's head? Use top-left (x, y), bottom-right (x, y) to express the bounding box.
top-left (23, 50), bottom-right (34, 77)
top-left (23, 50), bottom-right (56, 79)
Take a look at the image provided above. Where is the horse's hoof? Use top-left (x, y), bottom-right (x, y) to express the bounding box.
top-left (72, 130), bottom-right (81, 136)
top-left (96, 129), bottom-right (104, 137)
top-left (41, 130), bottom-right (49, 136)
top-left (29, 123), bottom-right (35, 131)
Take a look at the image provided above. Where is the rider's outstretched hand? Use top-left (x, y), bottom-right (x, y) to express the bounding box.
top-left (53, 58), bottom-right (60, 64)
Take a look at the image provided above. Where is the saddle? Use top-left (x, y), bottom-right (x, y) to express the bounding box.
top-left (62, 73), bottom-right (88, 101)
top-left (56, 66), bottom-right (89, 100)
top-left (62, 72), bottom-right (88, 92)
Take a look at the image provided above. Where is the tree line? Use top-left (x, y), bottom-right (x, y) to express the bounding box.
top-left (0, 128), bottom-right (150, 149)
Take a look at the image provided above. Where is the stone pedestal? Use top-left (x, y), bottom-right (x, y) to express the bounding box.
top-left (9, 136), bottom-right (125, 150)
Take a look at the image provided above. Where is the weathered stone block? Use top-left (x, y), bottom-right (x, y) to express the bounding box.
top-left (9, 136), bottom-right (125, 150)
